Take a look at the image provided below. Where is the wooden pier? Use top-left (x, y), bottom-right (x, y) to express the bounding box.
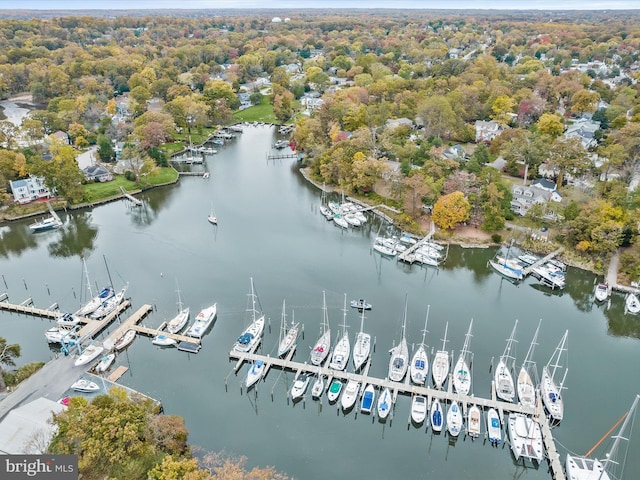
top-left (0, 295), bottom-right (61, 319)
top-left (229, 349), bottom-right (566, 480)
top-left (76, 300), bottom-right (132, 339)
top-left (103, 304), bottom-right (153, 348)
top-left (119, 186), bottom-right (143, 206)
top-left (521, 247), bottom-right (564, 277)
top-left (131, 323), bottom-right (201, 346)
top-left (397, 221), bottom-right (437, 264)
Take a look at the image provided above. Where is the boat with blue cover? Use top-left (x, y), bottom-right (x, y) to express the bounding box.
top-left (360, 384), bottom-right (375, 414)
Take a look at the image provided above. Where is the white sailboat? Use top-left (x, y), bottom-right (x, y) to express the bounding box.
top-left (329, 294), bottom-right (350, 371)
top-left (388, 297), bottom-right (409, 382)
top-left (352, 302), bottom-right (371, 372)
top-left (518, 319), bottom-right (541, 409)
top-left (410, 305), bottom-right (430, 386)
top-left (565, 394), bottom-right (639, 480)
top-left (495, 319), bottom-right (518, 403)
top-left (245, 360), bottom-right (265, 389)
top-left (377, 386), bottom-right (392, 420)
top-left (467, 404), bottom-right (481, 438)
top-left (277, 300), bottom-right (299, 357)
top-left (77, 258), bottom-right (114, 317)
top-left (453, 318), bottom-right (473, 395)
top-left (207, 202), bottom-right (217, 225)
top-left (431, 398), bottom-right (443, 432)
top-left (232, 278), bottom-right (265, 352)
top-left (91, 283), bottom-right (128, 319)
top-left (508, 413), bottom-right (544, 462)
top-left (447, 400), bottom-right (463, 437)
top-left (541, 329), bottom-right (569, 422)
top-left (311, 371), bottom-right (325, 399)
top-left (166, 281), bottom-right (190, 334)
top-left (311, 291), bottom-right (332, 366)
top-left (489, 240), bottom-right (523, 281)
top-left (432, 322), bottom-right (450, 390)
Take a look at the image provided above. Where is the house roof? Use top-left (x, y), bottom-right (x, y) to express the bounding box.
top-left (83, 165), bottom-right (110, 176)
top-left (531, 178), bottom-right (557, 191)
top-left (0, 397), bottom-right (66, 454)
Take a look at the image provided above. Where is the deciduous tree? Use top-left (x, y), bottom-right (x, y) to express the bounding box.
top-left (432, 191), bottom-right (470, 230)
top-left (0, 337), bottom-right (21, 392)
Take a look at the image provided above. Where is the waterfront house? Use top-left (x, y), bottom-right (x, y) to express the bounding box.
top-left (9, 176), bottom-right (53, 204)
top-left (83, 165), bottom-right (113, 183)
top-left (511, 182), bottom-right (562, 216)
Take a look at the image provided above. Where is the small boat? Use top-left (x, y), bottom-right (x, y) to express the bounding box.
top-left (71, 379), bottom-right (100, 392)
top-left (320, 205), bottom-right (333, 219)
top-left (166, 283), bottom-right (190, 334)
top-left (56, 312), bottom-right (81, 328)
top-left (377, 386), bottom-right (392, 419)
top-left (533, 263), bottom-right (566, 289)
top-left (114, 329), bottom-right (136, 351)
top-left (329, 295), bottom-right (350, 371)
top-left (388, 297), bottom-right (409, 383)
top-left (411, 395), bottom-right (427, 424)
top-left (541, 330), bottom-right (568, 422)
top-left (202, 172), bottom-right (210, 179)
top-left (74, 344), bottom-right (104, 367)
top-left (489, 257), bottom-right (523, 281)
top-left (594, 283), bottom-right (609, 303)
top-left (518, 320), bottom-right (541, 409)
top-left (311, 291), bottom-right (331, 366)
top-left (207, 202), bottom-right (217, 225)
top-left (245, 360), bottom-right (265, 389)
top-left (333, 214), bottom-right (349, 229)
top-left (91, 284), bottom-right (128, 319)
top-left (410, 306), bottom-right (430, 386)
top-left (431, 398), bottom-right (443, 432)
top-left (453, 318), bottom-right (473, 395)
top-left (344, 213), bottom-right (361, 227)
top-left (626, 292), bottom-right (640, 314)
top-left (233, 279), bottom-right (265, 352)
top-left (290, 373), bottom-right (310, 400)
top-left (372, 241), bottom-right (396, 257)
top-left (29, 202), bottom-right (63, 232)
top-left (95, 353), bottom-right (115, 373)
top-left (352, 305), bottom-right (371, 372)
top-left (518, 253), bottom-right (540, 265)
top-left (495, 320), bottom-right (518, 402)
top-left (486, 408), bottom-right (502, 445)
top-left (508, 413), bottom-right (544, 462)
top-left (186, 303), bottom-right (217, 338)
top-left (152, 334), bottom-right (177, 347)
top-left (360, 384), bottom-right (375, 414)
top-left (467, 404), bottom-right (481, 438)
top-left (340, 379), bottom-right (360, 411)
top-left (432, 322), bottom-right (450, 390)
top-left (447, 400), bottom-right (463, 437)
top-left (45, 326), bottom-right (78, 344)
top-left (327, 379), bottom-right (343, 403)
top-left (350, 299), bottom-right (372, 310)
top-left (565, 394), bottom-right (639, 480)
top-left (311, 373), bottom-right (324, 399)
top-left (78, 284), bottom-right (114, 317)
top-left (277, 300), bottom-right (299, 357)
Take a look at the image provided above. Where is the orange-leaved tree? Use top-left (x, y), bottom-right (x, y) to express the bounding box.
top-left (432, 191), bottom-right (471, 230)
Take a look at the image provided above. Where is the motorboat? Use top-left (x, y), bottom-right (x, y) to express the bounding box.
top-left (327, 379), bottom-right (342, 403)
top-left (29, 203), bottom-right (62, 232)
top-left (377, 386), bottom-right (392, 419)
top-left (541, 330), bottom-right (568, 422)
top-left (114, 329), bottom-right (136, 351)
top-left (411, 395), bottom-right (427, 424)
top-left (518, 253), bottom-right (540, 265)
top-left (233, 279), bottom-right (265, 352)
top-left (166, 284), bottom-right (190, 334)
top-left (245, 360), bottom-right (265, 389)
top-left (360, 384), bottom-right (375, 414)
top-left (388, 297), bottom-right (409, 382)
top-left (95, 353), bottom-right (115, 373)
top-left (594, 283), bottom-right (609, 303)
top-left (432, 322), bottom-right (450, 390)
top-left (340, 379), bottom-right (360, 411)
top-left (311, 373), bottom-right (324, 399)
top-left (410, 306), bottom-right (430, 386)
top-left (495, 320), bottom-right (518, 402)
top-left (518, 320), bottom-right (541, 409)
top-left (453, 319), bottom-right (473, 395)
top-left (467, 405), bottom-right (481, 438)
top-left (56, 312), bottom-right (81, 328)
top-left (486, 408), bottom-right (502, 445)
top-left (350, 299), bottom-right (372, 310)
top-left (186, 303), bottom-right (217, 339)
top-left (508, 413), bottom-right (544, 462)
top-left (74, 344), bottom-right (104, 367)
top-left (352, 306), bottom-right (371, 372)
top-left (431, 398), bottom-right (443, 432)
top-left (45, 325), bottom-right (78, 344)
top-left (152, 334), bottom-right (177, 347)
top-left (625, 292), bottom-right (640, 314)
top-left (277, 300), bottom-right (299, 357)
top-left (310, 291), bottom-right (331, 366)
top-left (533, 263), bottom-right (566, 289)
top-left (329, 295), bottom-right (350, 371)
top-left (290, 373), bottom-right (310, 400)
top-left (91, 284), bottom-right (128, 319)
top-left (71, 379), bottom-right (100, 392)
top-left (447, 400), bottom-right (463, 437)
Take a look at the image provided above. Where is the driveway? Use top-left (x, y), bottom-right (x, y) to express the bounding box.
top-left (76, 146), bottom-right (98, 169)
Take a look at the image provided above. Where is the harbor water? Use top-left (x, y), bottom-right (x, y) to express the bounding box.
top-left (0, 125), bottom-right (638, 479)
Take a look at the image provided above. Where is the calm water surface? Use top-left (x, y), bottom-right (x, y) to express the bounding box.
top-left (1, 125), bottom-right (639, 479)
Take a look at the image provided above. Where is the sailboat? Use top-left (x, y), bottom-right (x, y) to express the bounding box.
top-left (541, 329), bottom-right (569, 422)
top-left (310, 291), bottom-right (331, 366)
top-left (495, 319), bottom-right (518, 403)
top-left (489, 239), bottom-right (523, 281)
top-left (508, 413), bottom-right (544, 462)
top-left (232, 278), bottom-right (265, 353)
top-left (166, 281), bottom-right (190, 334)
top-left (311, 371), bottom-right (324, 399)
top-left (388, 297), bottom-right (409, 382)
top-left (431, 398), bottom-right (443, 432)
top-left (319, 184), bottom-right (333, 220)
top-left (90, 283), bottom-right (128, 319)
top-left (565, 394), bottom-right (639, 480)
top-left (207, 202), bottom-right (217, 224)
top-left (447, 400), bottom-right (463, 437)
top-left (377, 386), bottom-right (392, 420)
top-left (517, 319), bottom-right (541, 409)
top-left (467, 404), bottom-right (481, 438)
top-left (453, 318), bottom-right (473, 395)
top-left (77, 258), bottom-right (114, 317)
top-left (329, 294), bottom-right (350, 371)
top-left (352, 302), bottom-right (371, 371)
top-left (245, 360), bottom-right (265, 389)
top-left (410, 306), bottom-right (430, 385)
top-left (431, 322), bottom-right (450, 390)
top-left (277, 300), bottom-right (299, 357)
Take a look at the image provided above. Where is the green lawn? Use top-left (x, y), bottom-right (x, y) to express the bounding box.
top-left (233, 96), bottom-right (277, 123)
top-left (82, 167), bottom-right (178, 203)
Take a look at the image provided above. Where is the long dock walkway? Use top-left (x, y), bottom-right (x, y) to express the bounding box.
top-left (397, 221), bottom-right (436, 263)
top-left (119, 186), bottom-right (142, 206)
top-left (521, 247), bottom-right (564, 276)
top-left (103, 304), bottom-right (153, 348)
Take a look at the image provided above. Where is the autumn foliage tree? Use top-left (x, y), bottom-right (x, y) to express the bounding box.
top-left (432, 191), bottom-right (471, 230)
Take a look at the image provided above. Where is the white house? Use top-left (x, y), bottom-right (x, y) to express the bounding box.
top-left (475, 120), bottom-right (505, 143)
top-left (564, 118), bottom-right (600, 149)
top-left (511, 181), bottom-right (562, 216)
top-left (83, 165), bottom-right (113, 183)
top-left (9, 176), bottom-right (53, 204)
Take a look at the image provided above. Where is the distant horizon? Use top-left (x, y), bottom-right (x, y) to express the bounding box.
top-left (2, 1), bottom-right (640, 11)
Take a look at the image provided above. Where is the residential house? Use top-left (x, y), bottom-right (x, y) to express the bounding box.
top-left (475, 120), bottom-right (505, 143)
top-left (385, 117), bottom-right (414, 130)
top-left (50, 131), bottom-right (70, 145)
top-left (442, 144), bottom-right (469, 162)
top-left (564, 118), bottom-right (600, 150)
top-left (9, 176), bottom-right (53, 204)
top-left (511, 181), bottom-right (562, 216)
top-left (83, 165), bottom-right (113, 183)
top-left (301, 94), bottom-right (324, 114)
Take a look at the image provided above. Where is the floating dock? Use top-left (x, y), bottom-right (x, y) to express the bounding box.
top-left (397, 221), bottom-right (437, 264)
top-left (521, 247), bottom-right (565, 277)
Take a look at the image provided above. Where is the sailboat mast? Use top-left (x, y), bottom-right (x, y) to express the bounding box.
top-left (420, 305), bottom-right (430, 347)
top-left (359, 301), bottom-right (366, 333)
top-left (103, 255), bottom-right (114, 288)
top-left (441, 321), bottom-right (449, 352)
top-left (503, 319), bottom-right (518, 364)
top-left (461, 318), bottom-right (473, 358)
top-left (548, 330), bottom-right (568, 380)
top-left (341, 293), bottom-right (348, 335)
top-left (322, 290), bottom-right (329, 333)
top-left (600, 394), bottom-right (640, 473)
top-left (523, 319), bottom-right (541, 369)
top-left (402, 295), bottom-right (408, 340)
